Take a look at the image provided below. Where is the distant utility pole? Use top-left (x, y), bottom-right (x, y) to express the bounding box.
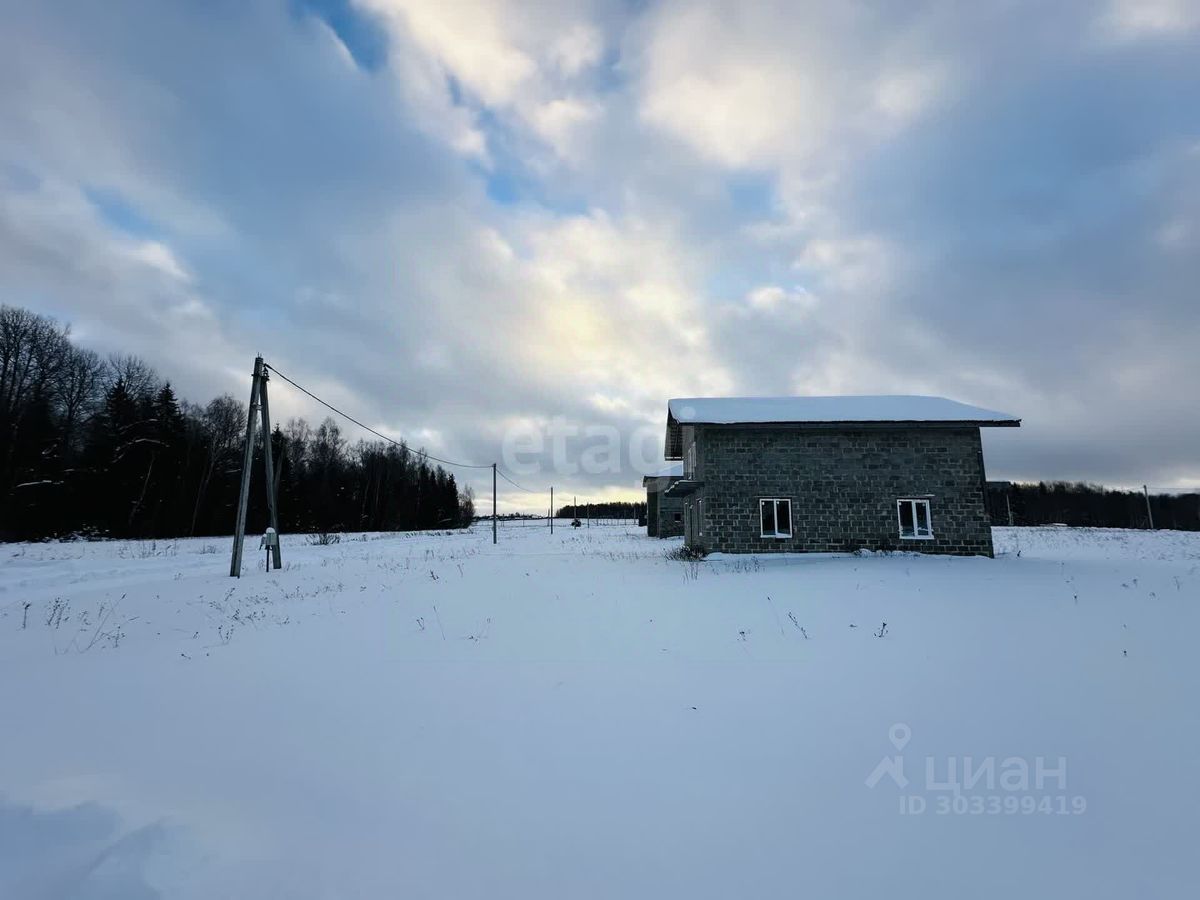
top-left (492, 463), bottom-right (497, 544)
top-left (229, 356), bottom-right (282, 577)
top-left (550, 486), bottom-right (554, 533)
top-left (1144, 485), bottom-right (1155, 530)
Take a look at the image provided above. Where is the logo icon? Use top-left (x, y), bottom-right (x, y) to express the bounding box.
top-left (865, 722), bottom-right (911, 789)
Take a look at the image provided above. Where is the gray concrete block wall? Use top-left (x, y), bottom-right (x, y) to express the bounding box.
top-left (683, 425), bottom-right (994, 556)
top-left (659, 495), bottom-right (684, 537)
top-left (646, 479), bottom-right (684, 538)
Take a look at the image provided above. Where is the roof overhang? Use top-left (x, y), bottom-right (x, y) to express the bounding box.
top-left (643, 474), bottom-right (682, 489)
top-left (664, 479), bottom-right (702, 498)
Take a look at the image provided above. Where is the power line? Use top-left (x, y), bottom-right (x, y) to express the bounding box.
top-left (263, 363), bottom-right (493, 471)
top-left (496, 467), bottom-right (539, 493)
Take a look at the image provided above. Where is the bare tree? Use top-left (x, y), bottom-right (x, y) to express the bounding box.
top-left (105, 353), bottom-right (161, 399)
top-left (0, 306), bottom-right (72, 480)
top-left (54, 347), bottom-right (106, 457)
top-left (0, 305), bottom-right (71, 418)
top-left (284, 417), bottom-right (311, 474)
top-left (189, 394), bottom-right (245, 534)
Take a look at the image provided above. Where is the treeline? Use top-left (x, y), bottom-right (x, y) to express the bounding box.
top-left (987, 481), bottom-right (1199, 531)
top-left (0, 305), bottom-right (474, 541)
top-left (555, 501), bottom-right (646, 520)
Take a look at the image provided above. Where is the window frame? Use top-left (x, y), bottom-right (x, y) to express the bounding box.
top-left (759, 498), bottom-right (792, 539)
top-left (896, 498), bottom-right (934, 540)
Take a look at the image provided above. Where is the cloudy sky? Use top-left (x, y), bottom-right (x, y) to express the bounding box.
top-left (2, 0), bottom-right (1198, 509)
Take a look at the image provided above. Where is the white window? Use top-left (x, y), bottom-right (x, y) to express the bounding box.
top-left (685, 443), bottom-right (697, 478)
top-left (897, 498), bottom-right (934, 539)
top-left (759, 498), bottom-right (792, 538)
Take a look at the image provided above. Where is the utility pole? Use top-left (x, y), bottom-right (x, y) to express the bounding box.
top-left (587, 502), bottom-right (590, 528)
top-left (228, 357), bottom-right (277, 578)
top-left (1144, 485), bottom-right (1155, 530)
top-left (492, 463), bottom-right (497, 544)
top-left (550, 486), bottom-right (554, 533)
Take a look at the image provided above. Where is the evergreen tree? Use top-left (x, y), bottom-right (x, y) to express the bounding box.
top-left (0, 303), bottom-right (503, 540)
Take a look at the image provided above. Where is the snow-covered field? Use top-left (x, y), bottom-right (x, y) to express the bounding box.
top-left (2, 524), bottom-right (1198, 898)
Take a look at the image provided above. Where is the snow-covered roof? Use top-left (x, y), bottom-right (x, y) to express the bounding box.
top-left (669, 395), bottom-right (1018, 425)
top-left (665, 395), bottom-right (1019, 458)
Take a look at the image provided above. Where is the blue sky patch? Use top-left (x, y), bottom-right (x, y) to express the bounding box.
top-left (291, 0), bottom-right (388, 72)
top-left (84, 188), bottom-right (161, 239)
top-left (726, 174), bottom-right (777, 218)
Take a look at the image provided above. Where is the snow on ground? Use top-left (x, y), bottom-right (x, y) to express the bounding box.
top-left (1, 524), bottom-right (1198, 898)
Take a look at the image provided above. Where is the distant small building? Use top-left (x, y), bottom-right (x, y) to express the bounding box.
top-left (643, 462), bottom-right (684, 537)
top-left (663, 395), bottom-right (1020, 557)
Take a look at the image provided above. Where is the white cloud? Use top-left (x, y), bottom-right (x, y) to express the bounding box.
top-left (795, 234), bottom-right (896, 294)
top-left (362, 0), bottom-right (538, 107)
top-left (0, 175), bottom-right (239, 399)
top-left (382, 30), bottom-right (491, 161)
top-left (127, 240), bottom-right (191, 283)
top-left (528, 96), bottom-right (603, 161)
top-left (744, 284), bottom-right (817, 314)
top-left (506, 210), bottom-right (735, 405)
top-left (630, 1), bottom-right (952, 171)
top-left (357, 0), bottom-right (609, 161)
top-left (871, 64), bottom-right (950, 124)
top-left (633, 4), bottom-right (825, 169)
top-left (1097, 0), bottom-right (1200, 39)
top-left (549, 23), bottom-right (605, 76)
top-left (1155, 217), bottom-right (1194, 250)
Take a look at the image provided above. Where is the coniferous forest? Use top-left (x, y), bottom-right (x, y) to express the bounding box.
top-left (987, 481), bottom-right (1199, 531)
top-left (0, 305), bottom-right (474, 541)
top-left (555, 501), bottom-right (646, 521)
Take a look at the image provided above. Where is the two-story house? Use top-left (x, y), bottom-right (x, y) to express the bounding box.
top-left (662, 396), bottom-right (1019, 556)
